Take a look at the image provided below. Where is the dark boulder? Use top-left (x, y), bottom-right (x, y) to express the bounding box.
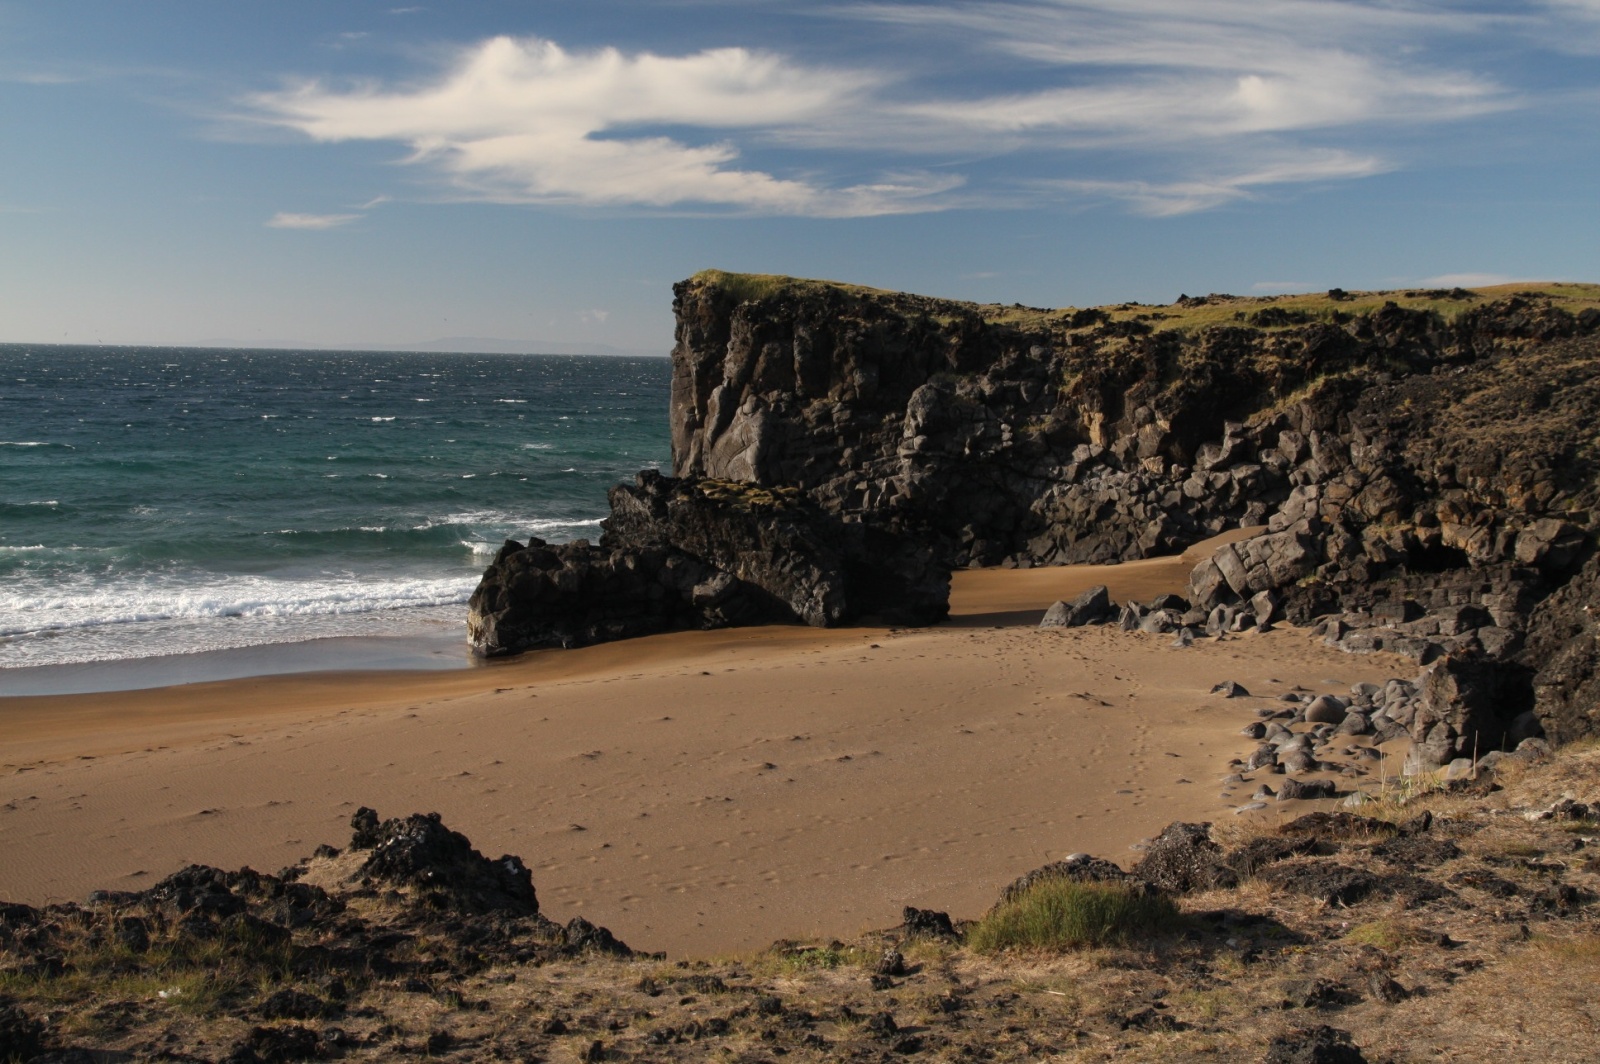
top-left (900, 906), bottom-right (958, 938)
top-left (354, 810), bottom-right (540, 916)
top-left (468, 472), bottom-right (949, 657)
top-left (995, 853), bottom-right (1146, 906)
top-left (1133, 822), bottom-right (1239, 894)
top-left (562, 916), bottom-right (633, 957)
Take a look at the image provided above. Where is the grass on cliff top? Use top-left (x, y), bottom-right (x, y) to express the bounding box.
top-left (693, 269), bottom-right (1600, 334)
top-left (966, 879), bottom-right (1180, 953)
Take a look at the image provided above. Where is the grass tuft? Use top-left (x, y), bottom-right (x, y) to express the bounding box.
top-left (966, 880), bottom-right (1180, 953)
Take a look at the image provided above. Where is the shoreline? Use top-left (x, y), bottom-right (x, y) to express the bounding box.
top-left (0, 529), bottom-right (1421, 959)
top-left (1, 526), bottom-right (1264, 701)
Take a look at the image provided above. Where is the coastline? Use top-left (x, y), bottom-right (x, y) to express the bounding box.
top-left (0, 531), bottom-right (1413, 958)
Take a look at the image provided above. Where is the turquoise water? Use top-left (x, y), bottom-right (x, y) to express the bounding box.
top-left (0, 345), bottom-right (670, 673)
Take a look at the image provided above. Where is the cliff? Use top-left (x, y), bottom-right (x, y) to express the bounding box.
top-left (472, 273), bottom-right (1600, 750)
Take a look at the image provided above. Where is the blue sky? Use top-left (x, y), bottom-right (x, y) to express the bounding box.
top-left (1, 1), bottom-right (1596, 351)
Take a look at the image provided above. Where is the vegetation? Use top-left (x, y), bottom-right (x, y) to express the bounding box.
top-left (691, 269), bottom-right (1600, 337)
top-left (966, 879), bottom-right (1181, 953)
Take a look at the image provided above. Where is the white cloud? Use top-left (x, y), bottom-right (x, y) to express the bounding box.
top-left (844, 1), bottom-right (1507, 148)
top-left (266, 211), bottom-right (361, 229)
top-left (247, 4), bottom-right (1538, 217)
top-left (1035, 150), bottom-right (1387, 216)
top-left (251, 36), bottom-right (954, 217)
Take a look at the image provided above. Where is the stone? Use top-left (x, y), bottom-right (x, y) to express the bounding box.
top-left (1367, 974), bottom-right (1409, 1003)
top-left (995, 854), bottom-right (1146, 905)
top-left (354, 809), bottom-right (541, 916)
top-left (900, 907), bottom-right (957, 938)
top-left (1251, 588), bottom-right (1282, 626)
top-left (1039, 585), bottom-right (1113, 628)
top-left (1139, 609), bottom-right (1183, 634)
top-left (1132, 822), bottom-right (1239, 894)
top-left (1281, 750), bottom-right (1320, 775)
top-left (1212, 680), bottom-right (1250, 697)
top-left (1304, 695), bottom-right (1348, 725)
top-left (1278, 778), bottom-right (1338, 801)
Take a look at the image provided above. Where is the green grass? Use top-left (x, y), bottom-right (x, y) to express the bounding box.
top-left (966, 880), bottom-right (1180, 953)
top-left (689, 270), bottom-right (1600, 336)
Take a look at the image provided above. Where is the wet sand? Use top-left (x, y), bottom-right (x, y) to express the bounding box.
top-left (0, 532), bottom-right (1408, 957)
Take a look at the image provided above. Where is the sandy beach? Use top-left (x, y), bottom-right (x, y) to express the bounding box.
top-left (0, 534), bottom-right (1410, 958)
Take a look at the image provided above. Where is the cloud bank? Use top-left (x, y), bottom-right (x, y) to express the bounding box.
top-left (248, 2), bottom-right (1537, 217)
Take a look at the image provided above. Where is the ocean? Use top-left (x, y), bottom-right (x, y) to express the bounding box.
top-left (0, 345), bottom-right (670, 689)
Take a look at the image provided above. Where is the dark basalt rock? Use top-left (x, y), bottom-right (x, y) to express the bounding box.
top-left (352, 809), bottom-right (540, 916)
top-left (562, 916), bottom-right (633, 957)
top-left (468, 471), bottom-right (948, 656)
top-left (996, 853), bottom-right (1150, 906)
top-left (1133, 822), bottom-right (1239, 894)
top-left (900, 906), bottom-right (958, 939)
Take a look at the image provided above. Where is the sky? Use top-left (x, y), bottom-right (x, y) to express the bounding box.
top-left (1, 1), bottom-right (1596, 353)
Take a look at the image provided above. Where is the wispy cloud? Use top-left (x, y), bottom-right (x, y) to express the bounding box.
top-left (1035, 150), bottom-right (1387, 216)
top-left (266, 211), bottom-right (362, 229)
top-left (246, 3), bottom-right (1545, 217)
top-left (842, 0), bottom-right (1507, 148)
top-left (250, 36), bottom-right (956, 217)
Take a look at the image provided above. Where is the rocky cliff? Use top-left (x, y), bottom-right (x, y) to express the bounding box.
top-left (473, 272), bottom-right (1600, 754)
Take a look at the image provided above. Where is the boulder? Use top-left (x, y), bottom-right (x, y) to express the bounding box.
top-left (352, 809), bottom-right (540, 915)
top-left (1132, 822), bottom-right (1239, 893)
top-left (468, 472), bottom-right (950, 656)
top-left (1039, 585), bottom-right (1113, 628)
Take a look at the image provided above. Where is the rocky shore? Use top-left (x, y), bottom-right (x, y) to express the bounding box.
top-left (9, 276), bottom-right (1600, 1063)
top-left (471, 276), bottom-right (1600, 779)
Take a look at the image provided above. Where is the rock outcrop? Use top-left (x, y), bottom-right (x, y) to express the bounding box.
top-left (475, 272), bottom-right (1600, 746)
top-left (469, 470), bottom-right (947, 656)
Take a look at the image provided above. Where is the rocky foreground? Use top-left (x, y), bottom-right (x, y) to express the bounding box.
top-left (3, 688), bottom-right (1598, 1063)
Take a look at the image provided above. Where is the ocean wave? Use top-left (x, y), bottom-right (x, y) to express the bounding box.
top-left (369, 416), bottom-right (396, 422)
top-left (0, 573), bottom-right (475, 639)
top-left (521, 443), bottom-right (555, 450)
top-left (0, 441), bottom-right (72, 448)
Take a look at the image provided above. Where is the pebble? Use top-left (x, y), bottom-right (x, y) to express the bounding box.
top-left (1234, 802), bottom-right (1267, 814)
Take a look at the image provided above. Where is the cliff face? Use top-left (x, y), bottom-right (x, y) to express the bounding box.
top-left (670, 273), bottom-right (1599, 571)
top-left (476, 271), bottom-right (1600, 747)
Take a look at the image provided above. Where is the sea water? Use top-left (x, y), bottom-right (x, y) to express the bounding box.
top-left (0, 345), bottom-right (670, 682)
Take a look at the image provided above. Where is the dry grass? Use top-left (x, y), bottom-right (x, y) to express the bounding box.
top-left (967, 880), bottom-right (1181, 953)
